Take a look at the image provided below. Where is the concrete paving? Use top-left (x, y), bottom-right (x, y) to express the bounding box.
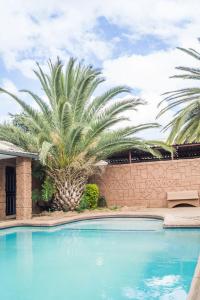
top-left (187, 257), bottom-right (200, 300)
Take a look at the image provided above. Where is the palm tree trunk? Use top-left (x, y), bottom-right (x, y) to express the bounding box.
top-left (50, 169), bottom-right (87, 211)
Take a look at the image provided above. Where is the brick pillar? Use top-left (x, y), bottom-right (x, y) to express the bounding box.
top-left (0, 163), bottom-right (6, 219)
top-left (16, 157), bottom-right (32, 220)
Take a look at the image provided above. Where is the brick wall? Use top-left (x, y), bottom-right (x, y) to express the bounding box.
top-left (95, 158), bottom-right (200, 208)
top-left (16, 157), bottom-right (32, 219)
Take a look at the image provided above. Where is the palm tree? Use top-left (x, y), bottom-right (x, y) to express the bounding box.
top-left (0, 58), bottom-right (169, 210)
top-left (158, 46), bottom-right (200, 144)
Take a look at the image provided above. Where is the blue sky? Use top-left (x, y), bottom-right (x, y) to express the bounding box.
top-left (0, 0), bottom-right (199, 138)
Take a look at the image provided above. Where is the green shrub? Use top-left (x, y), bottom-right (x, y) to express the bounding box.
top-left (79, 184), bottom-right (99, 210)
top-left (41, 177), bottom-right (55, 202)
top-left (32, 189), bottom-right (41, 202)
top-left (97, 196), bottom-right (107, 208)
top-left (32, 161), bottom-right (45, 181)
top-left (77, 197), bottom-right (88, 212)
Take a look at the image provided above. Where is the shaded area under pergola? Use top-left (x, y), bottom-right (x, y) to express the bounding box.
top-left (108, 143), bottom-right (200, 164)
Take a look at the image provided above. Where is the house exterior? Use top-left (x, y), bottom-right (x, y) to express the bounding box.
top-left (1, 139), bottom-right (200, 220)
top-left (0, 141), bottom-right (37, 220)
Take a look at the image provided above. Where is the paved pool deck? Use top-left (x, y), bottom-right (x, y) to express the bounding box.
top-left (1, 207), bottom-right (200, 229)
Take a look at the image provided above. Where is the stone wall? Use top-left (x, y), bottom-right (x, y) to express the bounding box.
top-left (95, 158), bottom-right (200, 208)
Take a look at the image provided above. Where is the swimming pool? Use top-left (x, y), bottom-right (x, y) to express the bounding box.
top-left (0, 217), bottom-right (199, 300)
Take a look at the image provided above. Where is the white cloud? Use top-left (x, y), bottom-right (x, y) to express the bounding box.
top-left (0, 0), bottom-right (200, 139)
top-left (0, 0), bottom-right (114, 77)
top-left (100, 0), bottom-right (200, 46)
top-left (102, 47), bottom-right (199, 138)
top-left (0, 0), bottom-right (200, 77)
top-left (0, 79), bottom-right (21, 119)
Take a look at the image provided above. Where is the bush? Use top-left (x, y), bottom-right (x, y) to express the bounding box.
top-left (97, 196), bottom-right (107, 208)
top-left (32, 161), bottom-right (45, 181)
top-left (32, 189), bottom-right (41, 202)
top-left (77, 197), bottom-right (89, 212)
top-left (79, 184), bottom-right (99, 210)
top-left (41, 177), bottom-right (55, 202)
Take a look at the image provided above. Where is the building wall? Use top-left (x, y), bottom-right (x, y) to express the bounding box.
top-left (96, 158), bottom-right (200, 207)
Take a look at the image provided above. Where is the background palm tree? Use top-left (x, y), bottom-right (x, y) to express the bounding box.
top-left (158, 46), bottom-right (200, 144)
top-left (0, 58), bottom-right (169, 210)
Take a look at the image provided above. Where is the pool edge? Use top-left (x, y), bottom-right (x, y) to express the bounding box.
top-left (187, 256), bottom-right (200, 300)
top-left (2, 211), bottom-right (200, 230)
top-left (0, 213), bottom-right (164, 230)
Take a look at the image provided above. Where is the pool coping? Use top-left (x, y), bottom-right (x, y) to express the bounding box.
top-left (2, 210), bottom-right (200, 229)
top-left (187, 256), bottom-right (200, 300)
top-left (0, 212), bottom-right (165, 230)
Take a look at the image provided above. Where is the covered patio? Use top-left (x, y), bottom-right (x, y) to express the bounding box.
top-left (0, 141), bottom-right (37, 220)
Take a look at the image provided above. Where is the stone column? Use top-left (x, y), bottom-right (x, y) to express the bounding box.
top-left (0, 162), bottom-right (6, 219)
top-left (16, 157), bottom-right (32, 220)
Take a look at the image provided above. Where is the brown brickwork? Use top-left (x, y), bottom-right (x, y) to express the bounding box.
top-left (16, 157), bottom-right (32, 220)
top-left (96, 158), bottom-right (200, 208)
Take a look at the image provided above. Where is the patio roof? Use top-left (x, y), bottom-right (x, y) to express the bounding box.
top-left (108, 143), bottom-right (200, 164)
top-left (0, 141), bottom-right (38, 160)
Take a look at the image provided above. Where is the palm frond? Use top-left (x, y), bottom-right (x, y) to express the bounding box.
top-left (0, 56), bottom-right (168, 170)
top-left (158, 45), bottom-right (200, 144)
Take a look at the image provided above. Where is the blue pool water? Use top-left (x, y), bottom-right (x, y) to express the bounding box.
top-left (0, 217), bottom-right (199, 300)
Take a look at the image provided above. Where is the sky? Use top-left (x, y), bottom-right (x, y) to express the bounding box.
top-left (0, 0), bottom-right (200, 139)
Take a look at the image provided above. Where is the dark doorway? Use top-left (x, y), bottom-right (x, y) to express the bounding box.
top-left (5, 166), bottom-right (16, 216)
